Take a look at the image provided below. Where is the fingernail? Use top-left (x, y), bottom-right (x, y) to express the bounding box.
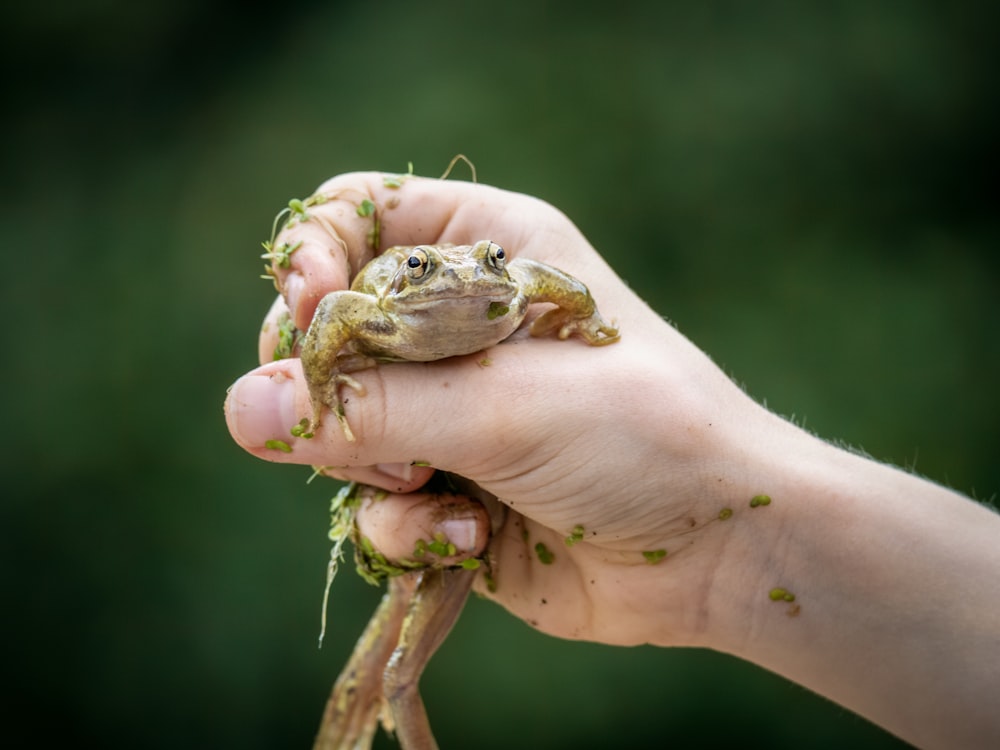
top-left (285, 272), bottom-right (304, 316)
top-left (376, 462), bottom-right (414, 482)
top-left (225, 370), bottom-right (299, 450)
top-left (285, 272), bottom-right (316, 331)
top-left (435, 514), bottom-right (483, 554)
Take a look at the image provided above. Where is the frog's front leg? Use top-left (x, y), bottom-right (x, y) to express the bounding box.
top-left (382, 567), bottom-right (478, 750)
top-left (509, 259), bottom-right (620, 346)
top-left (313, 576), bottom-right (414, 750)
top-left (300, 291), bottom-right (388, 441)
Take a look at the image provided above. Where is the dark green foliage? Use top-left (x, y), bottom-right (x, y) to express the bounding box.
top-left (2, 1), bottom-right (995, 748)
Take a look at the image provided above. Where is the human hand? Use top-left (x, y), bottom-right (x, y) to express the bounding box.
top-left (225, 171), bottom-right (1000, 749)
top-left (225, 171), bottom-right (779, 649)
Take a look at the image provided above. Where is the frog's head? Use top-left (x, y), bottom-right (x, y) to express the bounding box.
top-left (387, 240), bottom-right (519, 311)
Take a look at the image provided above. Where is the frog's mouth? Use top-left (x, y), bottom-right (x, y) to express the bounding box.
top-left (395, 291), bottom-right (517, 310)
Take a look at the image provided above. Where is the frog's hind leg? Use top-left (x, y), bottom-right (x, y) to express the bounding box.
top-left (383, 567), bottom-right (477, 750)
top-left (313, 576), bottom-right (414, 750)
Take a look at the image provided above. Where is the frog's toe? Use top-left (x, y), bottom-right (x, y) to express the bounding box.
top-left (310, 372), bottom-right (367, 443)
top-left (530, 308), bottom-right (620, 346)
top-left (330, 374), bottom-right (366, 442)
top-left (315, 391), bottom-right (355, 443)
top-left (588, 321), bottom-right (621, 345)
top-left (306, 404), bottom-right (324, 435)
top-left (333, 372), bottom-right (367, 396)
top-left (334, 407), bottom-right (357, 443)
top-left (555, 316), bottom-right (620, 346)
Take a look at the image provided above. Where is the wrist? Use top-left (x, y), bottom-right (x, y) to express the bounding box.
top-left (692, 407), bottom-right (1000, 748)
top-left (691, 408), bottom-right (842, 652)
top-left (589, 389), bottom-right (807, 648)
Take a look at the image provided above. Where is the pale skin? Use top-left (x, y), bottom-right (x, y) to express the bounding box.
top-left (225, 172), bottom-right (1000, 750)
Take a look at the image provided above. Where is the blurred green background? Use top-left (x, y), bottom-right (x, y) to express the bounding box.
top-left (3, 1), bottom-right (996, 747)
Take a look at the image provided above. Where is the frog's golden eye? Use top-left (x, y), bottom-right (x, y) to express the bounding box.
top-left (406, 248), bottom-right (431, 280)
top-left (486, 241), bottom-right (506, 271)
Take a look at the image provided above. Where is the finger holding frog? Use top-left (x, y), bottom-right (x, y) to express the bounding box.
top-left (225, 356), bottom-right (436, 493)
top-left (266, 171), bottom-right (625, 333)
top-left (257, 273), bottom-right (440, 492)
top-left (263, 171), bottom-right (447, 332)
top-left (263, 180), bottom-right (386, 332)
top-left (352, 488), bottom-right (491, 570)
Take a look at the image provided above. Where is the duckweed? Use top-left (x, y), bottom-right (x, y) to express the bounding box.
top-left (769, 587), bottom-right (796, 602)
top-left (535, 542), bottom-right (555, 565)
top-left (264, 439), bottom-right (292, 453)
top-left (565, 524), bottom-right (585, 546)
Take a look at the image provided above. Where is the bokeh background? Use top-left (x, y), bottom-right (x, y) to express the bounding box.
top-left (3, 1), bottom-right (996, 747)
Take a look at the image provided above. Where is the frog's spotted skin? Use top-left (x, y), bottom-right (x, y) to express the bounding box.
top-left (300, 240), bottom-right (619, 441)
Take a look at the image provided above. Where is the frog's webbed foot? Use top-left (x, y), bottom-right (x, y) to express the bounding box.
top-left (529, 308), bottom-right (621, 346)
top-left (313, 576), bottom-right (413, 750)
top-left (310, 371), bottom-right (366, 443)
top-left (383, 567), bottom-right (478, 750)
top-left (307, 354), bottom-right (377, 442)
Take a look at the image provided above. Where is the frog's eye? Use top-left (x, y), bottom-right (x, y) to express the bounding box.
top-left (486, 241), bottom-right (506, 271)
top-left (406, 248), bottom-right (431, 280)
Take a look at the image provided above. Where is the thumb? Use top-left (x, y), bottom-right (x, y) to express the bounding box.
top-left (224, 340), bottom-right (558, 489)
top-left (224, 358), bottom-right (434, 491)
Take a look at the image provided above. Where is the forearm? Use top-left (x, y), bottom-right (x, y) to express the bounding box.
top-left (706, 408), bottom-right (1000, 749)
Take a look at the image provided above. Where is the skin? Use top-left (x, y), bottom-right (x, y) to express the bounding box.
top-left (298, 232), bottom-right (617, 746)
top-left (299, 239), bottom-right (618, 441)
top-left (225, 173), bottom-right (1000, 750)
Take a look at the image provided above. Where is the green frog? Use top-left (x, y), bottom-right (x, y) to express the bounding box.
top-left (303, 241), bottom-right (619, 749)
top-left (299, 240), bottom-right (619, 442)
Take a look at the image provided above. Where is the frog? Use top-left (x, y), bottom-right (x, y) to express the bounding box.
top-left (299, 239), bottom-right (620, 442)
top-left (301, 241), bottom-right (619, 749)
